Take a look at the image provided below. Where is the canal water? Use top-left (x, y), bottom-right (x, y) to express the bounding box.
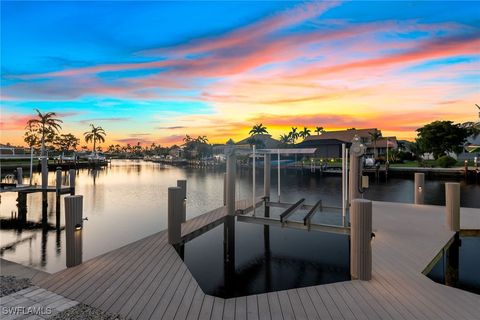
top-left (0, 160), bottom-right (479, 273)
top-left (427, 234), bottom-right (480, 294)
top-left (179, 217), bottom-right (351, 298)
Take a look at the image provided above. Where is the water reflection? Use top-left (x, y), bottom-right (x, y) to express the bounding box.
top-left (427, 234), bottom-right (480, 294)
top-left (179, 219), bottom-right (350, 298)
top-left (1, 160), bottom-right (479, 273)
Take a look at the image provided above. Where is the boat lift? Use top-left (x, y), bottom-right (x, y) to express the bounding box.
top-left (237, 199), bottom-right (350, 235)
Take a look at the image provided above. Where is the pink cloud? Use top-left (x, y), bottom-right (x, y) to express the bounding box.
top-left (144, 1), bottom-right (340, 57)
top-left (0, 114), bottom-right (32, 130)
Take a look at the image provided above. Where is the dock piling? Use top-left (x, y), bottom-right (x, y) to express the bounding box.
top-left (69, 169), bottom-right (76, 195)
top-left (56, 168), bottom-right (62, 193)
top-left (414, 173), bottom-right (425, 205)
top-left (168, 187), bottom-right (182, 245)
top-left (350, 198), bottom-right (373, 281)
top-left (65, 195), bottom-right (83, 267)
top-left (41, 157), bottom-right (48, 190)
top-left (349, 135), bottom-right (365, 205)
top-left (264, 153), bottom-right (271, 200)
top-left (445, 182), bottom-right (460, 232)
top-left (16, 167), bottom-right (23, 185)
top-left (177, 180), bottom-right (187, 223)
top-left (223, 173), bottom-right (227, 206)
top-left (226, 147), bottom-right (236, 216)
top-left (56, 167), bottom-right (62, 216)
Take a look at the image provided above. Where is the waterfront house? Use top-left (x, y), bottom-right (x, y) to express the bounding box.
top-left (213, 134), bottom-right (282, 156)
top-left (298, 128), bottom-right (397, 158)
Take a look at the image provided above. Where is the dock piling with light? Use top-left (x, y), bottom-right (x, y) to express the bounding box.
top-left (414, 172), bottom-right (425, 204)
top-left (350, 198), bottom-right (373, 281)
top-left (65, 195), bottom-right (83, 267)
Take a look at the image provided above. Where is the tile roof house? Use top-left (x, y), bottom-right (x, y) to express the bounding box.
top-left (298, 128), bottom-right (397, 158)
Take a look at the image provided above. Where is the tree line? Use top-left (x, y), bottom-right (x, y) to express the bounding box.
top-left (17, 109), bottom-right (479, 161)
top-left (23, 109), bottom-right (106, 155)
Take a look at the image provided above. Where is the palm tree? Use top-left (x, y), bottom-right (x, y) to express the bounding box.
top-left (279, 134), bottom-right (291, 145)
top-left (369, 130), bottom-right (382, 159)
top-left (183, 135), bottom-right (193, 143)
top-left (249, 123), bottom-right (268, 136)
top-left (84, 124), bottom-right (106, 155)
top-left (196, 136), bottom-right (209, 144)
top-left (314, 126), bottom-right (324, 135)
top-left (299, 127), bottom-right (311, 140)
top-left (26, 109), bottom-right (63, 156)
top-left (289, 127), bottom-right (299, 144)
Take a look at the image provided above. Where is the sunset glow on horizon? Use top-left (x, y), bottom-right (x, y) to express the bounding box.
top-left (1, 1), bottom-right (479, 147)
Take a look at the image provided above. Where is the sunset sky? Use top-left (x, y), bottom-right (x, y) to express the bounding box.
top-left (1, 1), bottom-right (479, 147)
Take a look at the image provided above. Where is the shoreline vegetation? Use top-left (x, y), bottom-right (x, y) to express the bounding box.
top-left (1, 110), bottom-right (479, 177)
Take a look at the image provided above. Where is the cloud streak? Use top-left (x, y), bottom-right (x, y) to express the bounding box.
top-left (1, 1), bottom-right (479, 145)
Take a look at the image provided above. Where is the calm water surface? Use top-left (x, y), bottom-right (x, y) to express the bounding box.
top-left (181, 218), bottom-right (350, 298)
top-left (427, 235), bottom-right (480, 294)
top-left (1, 159), bottom-right (478, 273)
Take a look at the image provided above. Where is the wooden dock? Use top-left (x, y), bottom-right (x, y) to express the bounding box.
top-left (0, 184), bottom-right (71, 194)
top-left (33, 201), bottom-right (480, 320)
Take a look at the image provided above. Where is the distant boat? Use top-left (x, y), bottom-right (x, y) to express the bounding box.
top-left (88, 152), bottom-right (106, 161)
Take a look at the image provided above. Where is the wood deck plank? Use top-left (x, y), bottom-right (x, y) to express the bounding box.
top-left (138, 262), bottom-right (188, 320)
top-left (325, 285), bottom-right (356, 320)
top-left (174, 278), bottom-right (199, 320)
top-left (223, 298), bottom-right (236, 320)
top-left (67, 232), bottom-right (161, 300)
top-left (108, 245), bottom-right (176, 313)
top-left (267, 292), bottom-right (283, 320)
top-left (198, 295), bottom-right (214, 320)
top-left (210, 297), bottom-right (225, 320)
top-left (296, 288), bottom-right (319, 320)
top-left (79, 232), bottom-right (165, 305)
top-left (246, 295), bottom-right (259, 320)
top-left (118, 249), bottom-right (177, 316)
top-left (235, 296), bottom-right (247, 320)
top-left (286, 289), bottom-right (308, 320)
top-left (304, 286), bottom-right (332, 320)
top-left (277, 291), bottom-right (295, 320)
top-left (127, 258), bottom-right (184, 320)
top-left (257, 293), bottom-right (271, 320)
top-left (158, 271), bottom-right (193, 320)
top-left (185, 286), bottom-right (205, 320)
top-left (94, 237), bottom-right (172, 309)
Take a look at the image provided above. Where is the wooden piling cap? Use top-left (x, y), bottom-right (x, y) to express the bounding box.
top-left (65, 195), bottom-right (83, 200)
